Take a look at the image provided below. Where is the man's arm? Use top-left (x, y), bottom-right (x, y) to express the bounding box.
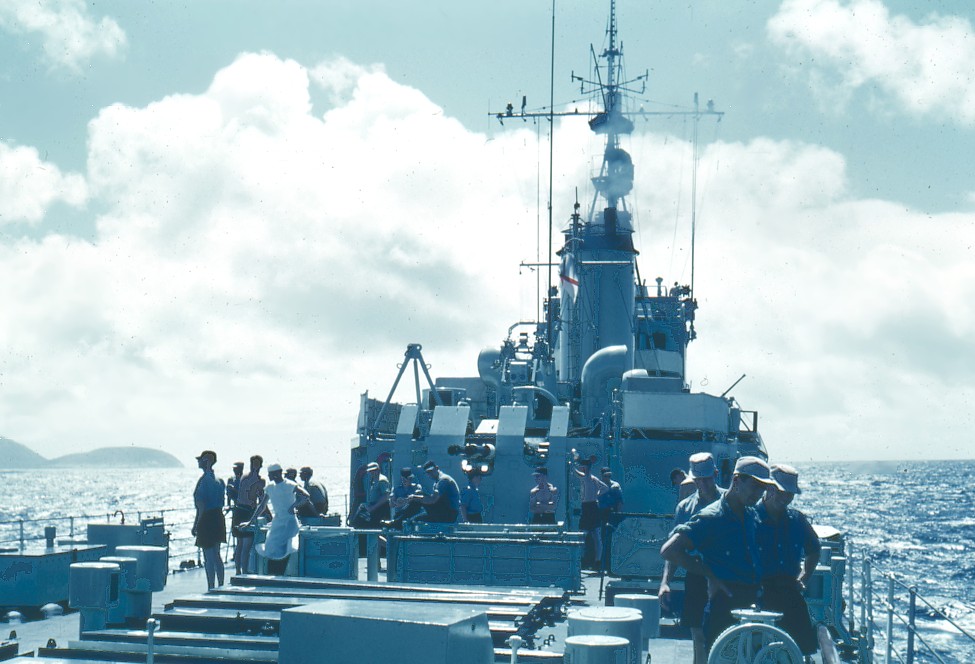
top-left (660, 532), bottom-right (730, 598)
top-left (798, 514), bottom-right (822, 586)
top-left (658, 559), bottom-right (675, 609)
top-left (367, 479), bottom-right (391, 512)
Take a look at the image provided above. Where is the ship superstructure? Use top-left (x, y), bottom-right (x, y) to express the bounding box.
top-left (350, 0), bottom-right (764, 578)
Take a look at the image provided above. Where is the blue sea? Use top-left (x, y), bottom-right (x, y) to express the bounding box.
top-left (2, 460), bottom-right (974, 661)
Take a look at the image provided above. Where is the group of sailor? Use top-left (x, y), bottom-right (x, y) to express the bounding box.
top-left (193, 452), bottom-right (331, 590)
top-left (352, 458), bottom-right (624, 549)
top-left (201, 447), bottom-right (817, 660)
top-left (660, 452), bottom-right (820, 663)
top-left (352, 460), bottom-right (470, 528)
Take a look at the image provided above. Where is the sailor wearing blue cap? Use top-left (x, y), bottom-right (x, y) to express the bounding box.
top-left (660, 455), bottom-right (775, 654)
top-left (409, 461), bottom-right (460, 523)
top-left (756, 464), bottom-right (821, 658)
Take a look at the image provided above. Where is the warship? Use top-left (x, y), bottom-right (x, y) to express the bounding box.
top-left (6, 2), bottom-right (955, 663)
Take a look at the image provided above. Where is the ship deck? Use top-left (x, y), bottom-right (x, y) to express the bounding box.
top-left (4, 562), bottom-right (829, 663)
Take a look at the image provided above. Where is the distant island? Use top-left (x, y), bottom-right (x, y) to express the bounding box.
top-left (0, 437), bottom-right (183, 469)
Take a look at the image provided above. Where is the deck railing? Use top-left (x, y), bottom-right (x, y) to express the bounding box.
top-left (1, 497), bottom-right (350, 571)
top-left (845, 544), bottom-right (975, 663)
top-left (0, 507), bottom-right (200, 567)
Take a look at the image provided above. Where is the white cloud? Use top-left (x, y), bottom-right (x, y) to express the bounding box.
top-left (768, 0), bottom-right (975, 124)
top-left (1, 51), bottom-right (542, 463)
top-left (0, 0), bottom-right (126, 71)
top-left (2, 49), bottom-right (974, 469)
top-left (0, 142), bottom-right (87, 224)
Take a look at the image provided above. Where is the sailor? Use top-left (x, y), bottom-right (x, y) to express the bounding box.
top-left (192, 450), bottom-right (226, 590)
top-left (226, 461), bottom-right (244, 509)
top-left (756, 464), bottom-right (821, 659)
top-left (670, 467), bottom-right (687, 489)
top-left (284, 467), bottom-right (298, 482)
top-left (244, 462), bottom-right (311, 575)
top-left (459, 470), bottom-right (484, 523)
top-left (296, 466), bottom-right (329, 523)
top-left (658, 452), bottom-right (725, 664)
top-left (572, 458), bottom-right (608, 570)
top-left (353, 462), bottom-right (391, 527)
top-left (672, 466), bottom-right (695, 500)
top-left (660, 456), bottom-right (775, 652)
top-left (409, 461), bottom-right (460, 523)
top-left (528, 467), bottom-right (559, 524)
top-left (388, 466), bottom-right (423, 528)
top-left (234, 454), bottom-right (267, 575)
top-left (598, 467), bottom-right (624, 515)
top-left (225, 461), bottom-right (245, 569)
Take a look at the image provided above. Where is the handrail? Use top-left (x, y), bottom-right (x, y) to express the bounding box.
top-left (2, 497), bottom-right (350, 571)
top-left (849, 552), bottom-right (975, 664)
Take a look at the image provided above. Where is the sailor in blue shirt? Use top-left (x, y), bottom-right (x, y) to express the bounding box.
top-left (660, 456), bottom-right (775, 652)
top-left (658, 452), bottom-right (726, 664)
top-left (192, 450), bottom-right (227, 590)
top-left (756, 464), bottom-right (821, 657)
top-left (459, 470), bottom-right (484, 523)
top-left (410, 460), bottom-right (460, 523)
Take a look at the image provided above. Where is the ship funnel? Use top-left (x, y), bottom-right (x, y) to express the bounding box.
top-left (580, 345), bottom-right (629, 424)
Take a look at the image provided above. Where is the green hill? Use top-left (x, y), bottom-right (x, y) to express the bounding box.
top-left (0, 437), bottom-right (182, 469)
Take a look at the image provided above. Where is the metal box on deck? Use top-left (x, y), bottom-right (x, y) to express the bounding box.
top-left (297, 527), bottom-right (358, 579)
top-left (278, 599), bottom-right (493, 664)
top-left (390, 532), bottom-right (583, 590)
top-left (0, 543), bottom-right (108, 608)
top-left (86, 518), bottom-right (168, 555)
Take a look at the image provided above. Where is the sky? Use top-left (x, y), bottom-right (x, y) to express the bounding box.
top-left (1, 0), bottom-right (973, 476)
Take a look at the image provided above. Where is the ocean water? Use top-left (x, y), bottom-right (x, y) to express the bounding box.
top-left (798, 460), bottom-right (975, 662)
top-left (3, 461), bottom-right (974, 661)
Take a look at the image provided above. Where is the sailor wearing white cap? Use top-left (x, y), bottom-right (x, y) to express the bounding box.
top-left (660, 455), bottom-right (775, 653)
top-left (243, 462), bottom-right (311, 575)
top-left (756, 464), bottom-right (821, 658)
top-left (352, 461), bottom-right (391, 527)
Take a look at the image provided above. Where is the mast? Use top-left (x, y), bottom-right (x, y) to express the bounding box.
top-left (491, 0), bottom-right (722, 392)
top-left (546, 0), bottom-right (556, 355)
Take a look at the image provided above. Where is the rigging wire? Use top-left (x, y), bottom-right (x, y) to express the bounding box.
top-left (546, 0), bottom-right (556, 353)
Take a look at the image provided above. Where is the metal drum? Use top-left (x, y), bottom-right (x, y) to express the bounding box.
top-left (567, 606), bottom-right (642, 664)
top-left (114, 545), bottom-right (167, 620)
top-left (613, 593), bottom-right (660, 646)
top-left (564, 635), bottom-right (630, 664)
top-left (68, 562), bottom-right (120, 633)
top-left (98, 555), bottom-right (138, 625)
top-left (114, 545), bottom-right (167, 591)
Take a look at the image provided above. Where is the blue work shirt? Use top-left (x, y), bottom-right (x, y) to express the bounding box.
top-left (194, 471), bottom-right (226, 511)
top-left (675, 495), bottom-right (761, 585)
top-left (673, 487), bottom-right (726, 527)
top-left (460, 485), bottom-right (483, 515)
top-left (755, 503), bottom-right (821, 579)
top-left (434, 472), bottom-right (461, 511)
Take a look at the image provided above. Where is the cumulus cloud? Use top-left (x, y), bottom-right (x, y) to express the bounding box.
top-left (1, 51), bottom-right (541, 460)
top-left (768, 0), bottom-right (975, 124)
top-left (638, 134), bottom-right (975, 461)
top-left (2, 49), bottom-right (973, 466)
top-left (0, 142), bottom-right (87, 224)
top-left (0, 0), bottom-right (126, 71)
